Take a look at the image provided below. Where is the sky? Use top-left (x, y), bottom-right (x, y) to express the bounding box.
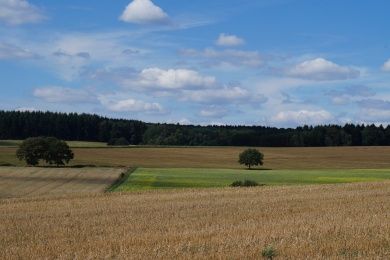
top-left (0, 0), bottom-right (390, 127)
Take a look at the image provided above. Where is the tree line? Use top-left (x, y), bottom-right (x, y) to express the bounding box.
top-left (1, 110), bottom-right (390, 147)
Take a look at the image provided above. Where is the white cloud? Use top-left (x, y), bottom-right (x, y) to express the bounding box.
top-left (357, 99), bottom-right (390, 110)
top-left (216, 33), bottom-right (245, 47)
top-left (0, 42), bottom-right (38, 59)
top-left (98, 95), bottom-right (164, 114)
top-left (165, 118), bottom-right (192, 125)
top-left (287, 58), bottom-right (360, 81)
top-left (125, 68), bottom-right (216, 90)
top-left (359, 109), bottom-right (390, 124)
top-left (177, 118), bottom-right (192, 125)
top-left (33, 87), bottom-right (95, 103)
top-left (0, 0), bottom-right (44, 25)
top-left (356, 103), bottom-right (390, 124)
top-left (326, 85), bottom-right (375, 105)
top-left (382, 59), bottom-right (390, 72)
top-left (180, 48), bottom-right (262, 68)
top-left (199, 106), bottom-right (228, 118)
top-left (32, 31), bottom-right (140, 80)
top-left (182, 86), bottom-right (267, 105)
top-left (272, 110), bottom-right (333, 126)
top-left (330, 96), bottom-right (350, 105)
top-left (15, 107), bottom-right (37, 112)
top-left (120, 0), bottom-right (168, 24)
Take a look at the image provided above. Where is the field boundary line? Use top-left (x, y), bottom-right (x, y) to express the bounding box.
top-left (106, 167), bottom-right (137, 192)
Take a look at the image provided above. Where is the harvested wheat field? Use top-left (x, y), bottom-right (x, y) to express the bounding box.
top-left (1, 182), bottom-right (389, 259)
top-left (3, 146), bottom-right (390, 169)
top-left (70, 146), bottom-right (390, 169)
top-left (0, 167), bottom-right (124, 199)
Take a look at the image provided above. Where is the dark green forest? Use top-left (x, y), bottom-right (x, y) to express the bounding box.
top-left (1, 110), bottom-right (389, 147)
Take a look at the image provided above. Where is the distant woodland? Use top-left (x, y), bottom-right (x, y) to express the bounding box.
top-left (1, 110), bottom-right (389, 147)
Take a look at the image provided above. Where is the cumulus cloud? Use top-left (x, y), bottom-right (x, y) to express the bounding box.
top-left (180, 48), bottom-right (262, 68)
top-left (87, 66), bottom-right (265, 109)
top-left (0, 0), bottom-right (45, 25)
top-left (120, 0), bottom-right (168, 24)
top-left (382, 59), bottom-right (390, 72)
top-left (216, 33), bottom-right (245, 47)
top-left (287, 58), bottom-right (360, 81)
top-left (33, 87), bottom-right (96, 103)
top-left (272, 110), bottom-right (333, 126)
top-left (124, 68), bottom-right (217, 90)
top-left (98, 95), bottom-right (164, 114)
top-left (0, 42), bottom-right (39, 59)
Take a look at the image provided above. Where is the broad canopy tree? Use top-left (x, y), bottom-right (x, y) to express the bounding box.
top-left (238, 148), bottom-right (264, 169)
top-left (16, 137), bottom-right (74, 166)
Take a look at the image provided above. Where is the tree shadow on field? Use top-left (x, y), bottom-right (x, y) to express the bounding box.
top-left (243, 167), bottom-right (273, 171)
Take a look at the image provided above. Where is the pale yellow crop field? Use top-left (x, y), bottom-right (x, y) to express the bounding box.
top-left (1, 182), bottom-right (389, 259)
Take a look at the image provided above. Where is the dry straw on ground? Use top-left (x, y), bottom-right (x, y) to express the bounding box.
top-left (0, 167), bottom-right (123, 199)
top-left (1, 182), bottom-right (389, 259)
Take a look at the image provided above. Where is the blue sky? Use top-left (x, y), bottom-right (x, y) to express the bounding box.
top-left (1, 0), bottom-right (390, 127)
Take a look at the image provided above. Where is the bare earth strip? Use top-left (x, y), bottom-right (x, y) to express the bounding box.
top-left (0, 167), bottom-right (124, 199)
top-left (0, 182), bottom-right (389, 259)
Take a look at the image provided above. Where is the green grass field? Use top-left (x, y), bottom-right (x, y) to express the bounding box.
top-left (113, 168), bottom-right (390, 191)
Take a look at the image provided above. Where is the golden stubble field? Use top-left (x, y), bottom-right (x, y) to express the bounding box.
top-left (1, 182), bottom-right (389, 259)
top-left (2, 146), bottom-right (390, 169)
top-left (0, 167), bottom-right (123, 199)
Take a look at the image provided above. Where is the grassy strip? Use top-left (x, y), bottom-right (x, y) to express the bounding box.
top-left (113, 168), bottom-right (390, 191)
top-left (106, 168), bottom-right (137, 192)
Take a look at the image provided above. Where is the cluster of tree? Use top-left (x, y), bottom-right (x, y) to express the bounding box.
top-left (142, 123), bottom-right (390, 146)
top-left (107, 137), bottom-right (130, 146)
top-left (16, 137), bottom-right (74, 166)
top-left (1, 110), bottom-right (390, 147)
top-left (0, 111), bottom-right (146, 144)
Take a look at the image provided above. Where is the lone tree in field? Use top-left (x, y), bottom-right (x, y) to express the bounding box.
top-left (238, 148), bottom-right (264, 169)
top-left (43, 137), bottom-right (74, 166)
top-left (16, 137), bottom-right (74, 166)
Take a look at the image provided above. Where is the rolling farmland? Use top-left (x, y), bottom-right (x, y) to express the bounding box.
top-left (1, 145), bottom-right (390, 259)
